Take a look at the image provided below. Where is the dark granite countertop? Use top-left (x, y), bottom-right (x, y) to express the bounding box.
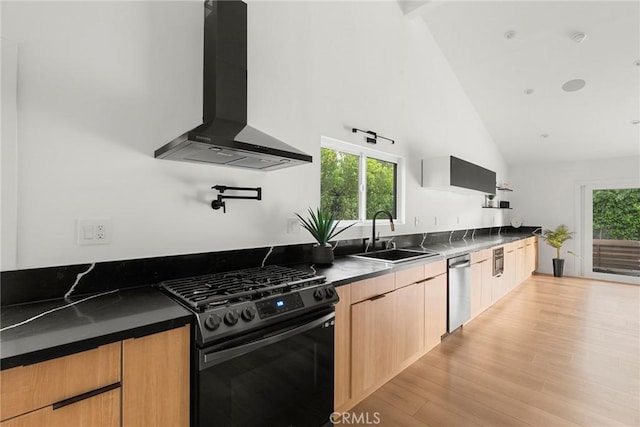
top-left (0, 286), bottom-right (191, 370)
top-left (296, 233), bottom-right (537, 287)
top-left (0, 233), bottom-right (536, 369)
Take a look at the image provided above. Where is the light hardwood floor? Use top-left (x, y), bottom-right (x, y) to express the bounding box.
top-left (347, 274), bottom-right (640, 426)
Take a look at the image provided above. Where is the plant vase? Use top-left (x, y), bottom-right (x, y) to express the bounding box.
top-left (311, 244), bottom-right (334, 265)
top-left (552, 258), bottom-right (565, 277)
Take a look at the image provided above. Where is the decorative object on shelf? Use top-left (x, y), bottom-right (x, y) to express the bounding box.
top-left (351, 128), bottom-right (395, 145)
top-left (542, 224), bottom-right (579, 277)
top-left (295, 208), bottom-right (355, 265)
top-left (496, 182), bottom-right (513, 191)
top-left (211, 185), bottom-right (261, 213)
top-left (499, 201), bottom-right (510, 209)
top-left (485, 194), bottom-right (497, 207)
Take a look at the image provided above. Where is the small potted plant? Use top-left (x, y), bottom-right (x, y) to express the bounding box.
top-left (296, 207), bottom-right (355, 265)
top-left (542, 224), bottom-right (578, 277)
top-left (486, 194), bottom-right (497, 207)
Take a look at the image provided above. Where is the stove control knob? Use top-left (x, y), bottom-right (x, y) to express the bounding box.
top-left (314, 288), bottom-right (326, 301)
top-left (325, 287), bottom-right (336, 298)
top-left (224, 310), bottom-right (239, 326)
top-left (241, 307), bottom-right (256, 322)
top-left (204, 314), bottom-right (222, 331)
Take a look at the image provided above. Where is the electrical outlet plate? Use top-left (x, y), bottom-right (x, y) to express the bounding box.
top-left (77, 219), bottom-right (111, 245)
top-left (286, 218), bottom-right (300, 234)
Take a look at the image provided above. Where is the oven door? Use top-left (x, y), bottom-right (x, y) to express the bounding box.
top-left (196, 308), bottom-right (335, 427)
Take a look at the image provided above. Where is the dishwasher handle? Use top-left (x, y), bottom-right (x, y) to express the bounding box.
top-left (449, 261), bottom-right (470, 269)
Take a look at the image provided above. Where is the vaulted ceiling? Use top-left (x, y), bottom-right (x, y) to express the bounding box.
top-left (404, 1), bottom-right (640, 165)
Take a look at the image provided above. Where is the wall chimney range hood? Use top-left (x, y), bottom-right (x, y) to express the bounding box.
top-left (155, 1), bottom-right (312, 171)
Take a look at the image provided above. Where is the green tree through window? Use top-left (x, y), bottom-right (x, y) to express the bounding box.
top-left (593, 188), bottom-right (640, 240)
top-left (320, 146), bottom-right (398, 221)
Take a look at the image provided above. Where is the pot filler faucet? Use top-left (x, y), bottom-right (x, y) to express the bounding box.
top-left (371, 210), bottom-right (395, 251)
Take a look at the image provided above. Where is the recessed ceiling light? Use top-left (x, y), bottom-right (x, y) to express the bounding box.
top-left (571, 32), bottom-right (587, 43)
top-left (632, 120), bottom-right (640, 125)
top-left (504, 30), bottom-right (516, 40)
top-left (540, 133), bottom-right (550, 139)
top-left (562, 79), bottom-right (586, 92)
top-left (524, 89), bottom-right (534, 95)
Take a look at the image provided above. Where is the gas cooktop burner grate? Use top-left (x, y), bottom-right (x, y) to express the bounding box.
top-left (159, 265), bottom-right (325, 311)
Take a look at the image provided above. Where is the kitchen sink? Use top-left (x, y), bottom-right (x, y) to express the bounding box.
top-left (349, 248), bottom-right (442, 264)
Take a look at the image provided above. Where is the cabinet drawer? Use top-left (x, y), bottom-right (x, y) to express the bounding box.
top-left (0, 387), bottom-right (120, 427)
top-left (395, 265), bottom-right (424, 290)
top-left (424, 259), bottom-right (446, 279)
top-left (350, 274), bottom-right (394, 304)
top-left (471, 249), bottom-right (491, 264)
top-left (0, 342), bottom-right (121, 421)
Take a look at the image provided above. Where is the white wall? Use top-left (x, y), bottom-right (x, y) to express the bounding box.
top-left (1, 1), bottom-right (507, 270)
top-left (510, 156), bottom-right (640, 277)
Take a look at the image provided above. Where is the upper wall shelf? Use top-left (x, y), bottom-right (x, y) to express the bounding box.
top-left (496, 186), bottom-right (513, 192)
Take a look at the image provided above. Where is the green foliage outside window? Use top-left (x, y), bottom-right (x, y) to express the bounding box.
top-left (592, 188), bottom-right (640, 240)
top-left (365, 158), bottom-right (396, 219)
top-left (320, 148), bottom-right (359, 220)
top-left (320, 147), bottom-right (397, 221)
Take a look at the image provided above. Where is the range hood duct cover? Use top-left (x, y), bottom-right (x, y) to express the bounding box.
top-left (154, 1), bottom-right (312, 171)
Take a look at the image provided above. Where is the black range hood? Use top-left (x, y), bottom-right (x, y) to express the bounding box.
top-left (155, 1), bottom-right (312, 171)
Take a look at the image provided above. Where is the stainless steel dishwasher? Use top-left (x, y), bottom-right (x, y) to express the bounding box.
top-left (448, 254), bottom-right (471, 332)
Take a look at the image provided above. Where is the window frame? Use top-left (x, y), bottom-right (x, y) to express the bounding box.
top-left (320, 136), bottom-right (405, 226)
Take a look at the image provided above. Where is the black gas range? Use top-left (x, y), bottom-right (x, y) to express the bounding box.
top-left (159, 265), bottom-right (337, 427)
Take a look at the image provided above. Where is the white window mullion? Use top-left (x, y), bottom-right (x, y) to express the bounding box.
top-left (359, 154), bottom-right (367, 222)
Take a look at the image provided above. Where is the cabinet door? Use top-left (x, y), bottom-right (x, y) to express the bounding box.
top-left (334, 285), bottom-right (351, 410)
top-left (515, 246), bottom-right (525, 285)
top-left (480, 260), bottom-right (494, 311)
top-left (122, 325), bottom-right (190, 427)
top-left (0, 387), bottom-right (120, 427)
top-left (470, 262), bottom-right (483, 319)
top-left (424, 274), bottom-right (447, 351)
top-left (394, 282), bottom-right (425, 369)
top-left (525, 241), bottom-right (535, 276)
top-left (351, 291), bottom-right (396, 398)
top-left (504, 250), bottom-right (516, 293)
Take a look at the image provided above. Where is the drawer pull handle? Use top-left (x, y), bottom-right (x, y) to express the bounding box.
top-left (369, 294), bottom-right (386, 301)
top-left (53, 382), bottom-right (120, 410)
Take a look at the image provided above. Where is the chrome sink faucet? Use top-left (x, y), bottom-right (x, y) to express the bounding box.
top-left (371, 210), bottom-right (395, 251)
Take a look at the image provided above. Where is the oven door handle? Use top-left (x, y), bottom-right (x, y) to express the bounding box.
top-left (201, 311), bottom-right (335, 369)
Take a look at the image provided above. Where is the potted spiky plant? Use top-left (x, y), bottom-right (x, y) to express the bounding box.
top-left (296, 208), bottom-right (355, 265)
top-left (542, 224), bottom-right (578, 277)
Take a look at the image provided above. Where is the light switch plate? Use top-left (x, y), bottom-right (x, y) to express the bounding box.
top-left (77, 219), bottom-right (112, 245)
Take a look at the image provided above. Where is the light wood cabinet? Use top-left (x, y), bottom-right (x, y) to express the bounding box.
top-left (470, 262), bottom-right (483, 319)
top-left (334, 284), bottom-right (352, 410)
top-left (1, 388), bottom-right (120, 427)
top-left (0, 342), bottom-right (121, 423)
top-left (122, 325), bottom-right (190, 427)
top-left (350, 274), bottom-right (394, 304)
top-left (394, 281), bottom-right (425, 368)
top-left (394, 264), bottom-right (424, 290)
top-left (480, 258), bottom-right (494, 311)
top-left (337, 239), bottom-right (535, 413)
top-left (525, 237), bottom-right (537, 276)
top-left (515, 245), bottom-right (526, 284)
top-left (504, 249), bottom-right (516, 293)
top-left (424, 274), bottom-right (447, 352)
top-left (1, 326), bottom-right (189, 427)
top-left (351, 290), bottom-right (397, 398)
top-left (424, 259), bottom-right (447, 280)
